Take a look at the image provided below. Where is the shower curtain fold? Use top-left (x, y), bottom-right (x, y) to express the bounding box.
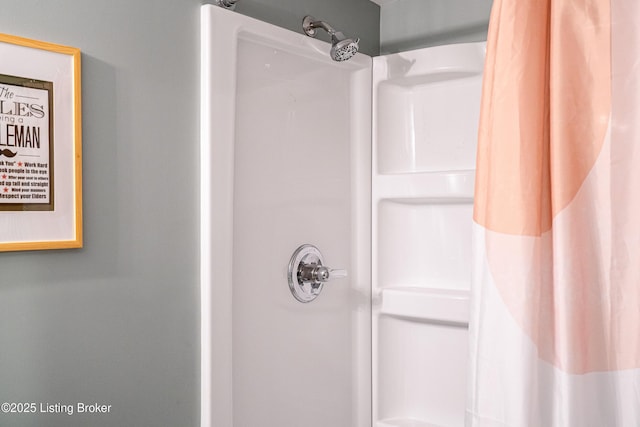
top-left (467, 0), bottom-right (640, 425)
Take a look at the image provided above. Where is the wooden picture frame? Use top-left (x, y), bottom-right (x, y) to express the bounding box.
top-left (0, 34), bottom-right (82, 251)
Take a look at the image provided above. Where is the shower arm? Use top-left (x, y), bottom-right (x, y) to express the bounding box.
top-left (302, 15), bottom-right (360, 62)
top-left (302, 17), bottom-right (337, 38)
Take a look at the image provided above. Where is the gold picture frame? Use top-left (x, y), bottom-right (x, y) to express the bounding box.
top-left (0, 33), bottom-right (82, 251)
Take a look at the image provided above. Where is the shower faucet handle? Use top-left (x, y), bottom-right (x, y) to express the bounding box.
top-left (302, 265), bottom-right (348, 285)
top-left (315, 266), bottom-right (347, 282)
top-left (287, 244), bottom-right (348, 303)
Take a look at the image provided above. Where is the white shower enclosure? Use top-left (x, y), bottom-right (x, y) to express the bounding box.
top-left (201, 5), bottom-right (484, 427)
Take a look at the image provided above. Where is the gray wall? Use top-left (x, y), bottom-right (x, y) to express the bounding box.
top-left (380, 0), bottom-right (493, 54)
top-left (0, 1), bottom-right (379, 427)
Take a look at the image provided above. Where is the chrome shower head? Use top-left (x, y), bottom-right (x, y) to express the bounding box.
top-left (330, 32), bottom-right (360, 62)
top-left (302, 16), bottom-right (360, 62)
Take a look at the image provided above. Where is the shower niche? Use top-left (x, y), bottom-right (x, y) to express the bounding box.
top-left (372, 43), bottom-right (484, 427)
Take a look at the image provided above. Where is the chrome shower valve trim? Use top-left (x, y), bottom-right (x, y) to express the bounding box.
top-left (287, 244), bottom-right (347, 303)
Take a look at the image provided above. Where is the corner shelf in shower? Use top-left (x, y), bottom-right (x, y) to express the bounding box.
top-left (378, 287), bottom-right (469, 325)
top-left (373, 169), bottom-right (475, 200)
top-left (372, 42), bottom-right (485, 427)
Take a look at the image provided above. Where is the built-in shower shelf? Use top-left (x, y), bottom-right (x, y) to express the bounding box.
top-left (377, 418), bottom-right (448, 427)
top-left (374, 170), bottom-right (475, 200)
top-left (378, 287), bottom-right (469, 325)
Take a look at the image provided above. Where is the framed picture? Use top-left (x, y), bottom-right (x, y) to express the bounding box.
top-left (0, 34), bottom-right (82, 251)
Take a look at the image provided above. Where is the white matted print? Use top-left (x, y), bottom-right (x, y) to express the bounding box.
top-left (0, 34), bottom-right (82, 251)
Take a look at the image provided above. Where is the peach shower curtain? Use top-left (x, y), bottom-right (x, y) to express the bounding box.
top-left (467, 0), bottom-right (640, 425)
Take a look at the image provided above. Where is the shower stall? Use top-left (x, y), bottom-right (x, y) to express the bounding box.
top-left (201, 5), bottom-right (484, 427)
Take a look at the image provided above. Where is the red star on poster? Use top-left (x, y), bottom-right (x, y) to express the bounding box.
top-left (17, 162), bottom-right (22, 167)
top-left (1, 174), bottom-right (5, 180)
top-left (3, 187), bottom-right (8, 193)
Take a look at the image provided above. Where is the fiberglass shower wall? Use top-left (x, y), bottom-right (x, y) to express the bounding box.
top-left (201, 4), bottom-right (485, 427)
top-left (371, 43), bottom-right (484, 427)
top-left (201, 6), bottom-right (372, 427)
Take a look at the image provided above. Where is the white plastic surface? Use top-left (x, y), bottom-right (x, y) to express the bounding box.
top-left (201, 5), bottom-right (371, 427)
top-left (374, 43), bottom-right (484, 175)
top-left (372, 42), bottom-right (484, 427)
top-left (377, 419), bottom-right (445, 427)
top-left (202, 11), bottom-right (483, 425)
top-left (377, 199), bottom-right (473, 291)
top-left (380, 287), bottom-right (469, 325)
top-left (376, 317), bottom-right (469, 426)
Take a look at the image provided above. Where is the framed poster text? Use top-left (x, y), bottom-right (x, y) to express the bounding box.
top-left (0, 34), bottom-right (82, 251)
